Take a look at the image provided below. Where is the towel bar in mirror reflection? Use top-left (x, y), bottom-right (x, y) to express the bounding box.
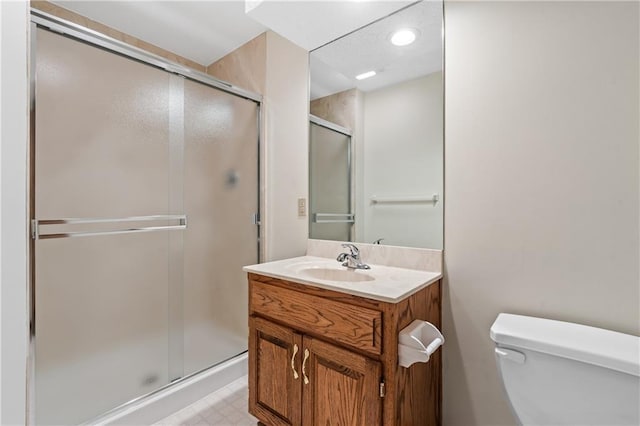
top-left (370, 194), bottom-right (440, 205)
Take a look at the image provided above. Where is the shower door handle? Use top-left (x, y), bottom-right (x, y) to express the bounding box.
top-left (313, 213), bottom-right (355, 223)
top-left (32, 214), bottom-right (187, 240)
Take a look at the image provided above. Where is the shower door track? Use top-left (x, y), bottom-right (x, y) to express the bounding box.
top-left (28, 10), bottom-right (263, 425)
top-left (29, 10), bottom-right (262, 104)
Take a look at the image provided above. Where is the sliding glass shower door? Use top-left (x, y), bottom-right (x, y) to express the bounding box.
top-left (309, 119), bottom-right (353, 241)
top-left (182, 79), bottom-right (258, 375)
top-left (33, 27), bottom-right (258, 425)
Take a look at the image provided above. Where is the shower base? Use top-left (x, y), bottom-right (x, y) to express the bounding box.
top-left (97, 352), bottom-right (248, 425)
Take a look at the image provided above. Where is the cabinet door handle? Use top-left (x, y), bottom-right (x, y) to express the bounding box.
top-left (302, 348), bottom-right (310, 385)
top-left (291, 344), bottom-right (299, 380)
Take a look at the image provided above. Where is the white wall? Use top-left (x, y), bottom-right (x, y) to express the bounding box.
top-left (0, 1), bottom-right (29, 424)
top-left (444, 1), bottom-right (639, 425)
top-left (263, 31), bottom-right (309, 261)
top-left (362, 73), bottom-right (443, 248)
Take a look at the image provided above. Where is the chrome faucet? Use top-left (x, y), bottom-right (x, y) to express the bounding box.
top-left (336, 243), bottom-right (371, 270)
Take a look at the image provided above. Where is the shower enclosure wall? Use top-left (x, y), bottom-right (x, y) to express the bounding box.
top-left (30, 14), bottom-right (260, 425)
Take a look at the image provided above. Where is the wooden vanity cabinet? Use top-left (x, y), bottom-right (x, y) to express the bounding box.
top-left (248, 272), bottom-right (441, 426)
top-left (250, 316), bottom-right (302, 426)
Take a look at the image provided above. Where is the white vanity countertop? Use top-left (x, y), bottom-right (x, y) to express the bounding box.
top-left (243, 255), bottom-right (442, 303)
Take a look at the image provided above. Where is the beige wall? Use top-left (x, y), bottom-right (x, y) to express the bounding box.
top-left (443, 2), bottom-right (639, 425)
top-left (209, 31), bottom-right (309, 261)
top-left (207, 34), bottom-right (266, 94)
top-left (310, 88), bottom-right (359, 129)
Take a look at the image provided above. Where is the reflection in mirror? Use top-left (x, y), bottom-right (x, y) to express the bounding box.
top-left (309, 0), bottom-right (443, 249)
top-left (309, 116), bottom-right (353, 241)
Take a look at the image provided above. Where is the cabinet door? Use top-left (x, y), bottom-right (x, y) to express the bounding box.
top-left (301, 336), bottom-right (382, 426)
top-left (250, 316), bottom-right (303, 426)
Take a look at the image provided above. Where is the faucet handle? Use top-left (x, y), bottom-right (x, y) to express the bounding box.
top-left (337, 243), bottom-right (370, 270)
top-left (341, 243), bottom-right (359, 257)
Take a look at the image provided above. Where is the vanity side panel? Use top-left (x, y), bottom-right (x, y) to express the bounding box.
top-left (382, 280), bottom-right (441, 426)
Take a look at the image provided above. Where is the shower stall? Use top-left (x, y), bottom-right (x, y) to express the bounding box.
top-left (30, 12), bottom-right (260, 425)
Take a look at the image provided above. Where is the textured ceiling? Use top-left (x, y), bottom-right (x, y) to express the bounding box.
top-left (311, 1), bottom-right (443, 100)
top-left (49, 0), bottom-right (442, 97)
top-left (52, 1), bottom-right (267, 66)
top-left (246, 0), bottom-right (414, 51)
top-left (51, 0), bottom-right (416, 68)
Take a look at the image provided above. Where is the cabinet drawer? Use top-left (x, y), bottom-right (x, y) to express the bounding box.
top-left (250, 280), bottom-right (382, 355)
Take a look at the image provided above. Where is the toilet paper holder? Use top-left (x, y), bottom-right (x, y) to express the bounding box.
top-left (398, 319), bottom-right (444, 368)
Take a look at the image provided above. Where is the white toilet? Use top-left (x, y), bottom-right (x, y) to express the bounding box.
top-left (490, 313), bottom-right (640, 426)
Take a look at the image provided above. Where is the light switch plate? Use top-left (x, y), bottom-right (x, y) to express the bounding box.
top-left (297, 198), bottom-right (306, 217)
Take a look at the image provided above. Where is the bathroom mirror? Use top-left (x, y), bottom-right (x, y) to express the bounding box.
top-left (309, 0), bottom-right (444, 249)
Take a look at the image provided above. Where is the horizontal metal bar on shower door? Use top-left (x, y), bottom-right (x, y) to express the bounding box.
top-left (35, 215), bottom-right (188, 226)
top-left (32, 214), bottom-right (187, 240)
top-left (313, 213), bottom-right (355, 224)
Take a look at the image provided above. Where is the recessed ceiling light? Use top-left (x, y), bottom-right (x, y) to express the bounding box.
top-left (355, 70), bottom-right (376, 80)
top-left (390, 29), bottom-right (417, 46)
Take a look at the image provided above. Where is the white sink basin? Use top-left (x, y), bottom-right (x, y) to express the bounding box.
top-left (244, 255), bottom-right (442, 303)
top-left (299, 267), bottom-right (375, 282)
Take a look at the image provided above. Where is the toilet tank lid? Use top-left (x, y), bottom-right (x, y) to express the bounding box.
top-left (490, 313), bottom-right (640, 377)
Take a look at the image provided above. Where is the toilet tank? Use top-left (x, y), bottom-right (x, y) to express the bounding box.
top-left (490, 314), bottom-right (640, 426)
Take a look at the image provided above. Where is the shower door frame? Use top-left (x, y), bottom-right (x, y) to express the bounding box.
top-left (27, 9), bottom-right (263, 424)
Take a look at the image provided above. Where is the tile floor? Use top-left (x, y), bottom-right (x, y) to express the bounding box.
top-left (154, 375), bottom-right (257, 426)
